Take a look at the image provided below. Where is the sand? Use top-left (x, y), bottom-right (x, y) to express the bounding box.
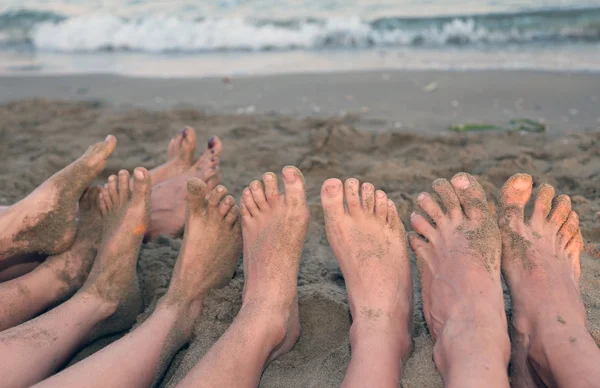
top-left (0, 71), bottom-right (599, 387)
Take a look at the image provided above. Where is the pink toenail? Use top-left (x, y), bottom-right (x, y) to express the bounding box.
top-left (452, 175), bottom-right (470, 189)
top-left (105, 134), bottom-right (113, 142)
top-left (134, 169), bottom-right (144, 180)
top-left (411, 212), bottom-right (417, 218)
top-left (283, 170), bottom-right (296, 183)
top-left (326, 184), bottom-right (340, 195)
top-left (418, 192), bottom-right (427, 201)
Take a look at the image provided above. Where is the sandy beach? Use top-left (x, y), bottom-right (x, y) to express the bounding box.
top-left (1, 70), bottom-right (599, 387)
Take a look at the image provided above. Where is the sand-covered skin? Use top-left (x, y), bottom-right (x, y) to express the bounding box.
top-left (1, 100), bottom-right (599, 387)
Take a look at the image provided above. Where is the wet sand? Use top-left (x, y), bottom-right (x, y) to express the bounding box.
top-left (0, 71), bottom-right (599, 387)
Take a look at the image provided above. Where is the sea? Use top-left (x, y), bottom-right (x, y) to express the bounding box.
top-left (1, 0), bottom-right (600, 77)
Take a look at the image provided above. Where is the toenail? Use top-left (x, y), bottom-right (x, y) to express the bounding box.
top-left (181, 128), bottom-right (187, 138)
top-left (134, 169), bottom-right (144, 180)
top-left (244, 189), bottom-right (251, 196)
top-left (411, 211), bottom-right (417, 218)
top-left (217, 186), bottom-right (225, 192)
top-left (105, 134), bottom-right (113, 142)
top-left (452, 175), bottom-right (470, 189)
top-left (283, 170), bottom-right (297, 183)
top-left (417, 192), bottom-right (428, 201)
top-left (325, 184), bottom-right (340, 195)
top-left (208, 136), bottom-right (216, 148)
top-left (376, 190), bottom-right (385, 198)
top-left (251, 181), bottom-right (260, 189)
top-left (211, 157), bottom-right (215, 162)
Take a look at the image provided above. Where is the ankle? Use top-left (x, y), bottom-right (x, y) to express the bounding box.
top-left (237, 301), bottom-right (292, 349)
top-left (159, 294), bottom-right (205, 337)
top-left (349, 317), bottom-right (412, 360)
top-left (72, 291), bottom-right (120, 320)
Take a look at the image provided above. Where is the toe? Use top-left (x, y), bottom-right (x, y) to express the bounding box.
top-left (411, 212), bottom-right (436, 242)
top-left (282, 166), bottom-right (306, 208)
top-left (101, 186), bottom-right (112, 209)
top-left (131, 167), bottom-right (151, 204)
top-left (531, 183), bottom-right (555, 228)
top-left (98, 190), bottom-right (108, 217)
top-left (167, 138), bottom-right (177, 159)
top-left (173, 132), bottom-right (184, 154)
top-left (85, 135), bottom-right (117, 165)
top-left (417, 192), bottom-right (445, 225)
top-left (386, 199), bottom-right (404, 232)
top-left (208, 185), bottom-right (228, 209)
top-left (225, 205), bottom-right (240, 226)
top-left (432, 178), bottom-right (461, 219)
top-left (208, 136), bottom-right (223, 156)
top-left (186, 178), bottom-right (208, 215)
top-left (242, 187), bottom-right (259, 216)
top-left (250, 180), bottom-right (268, 210)
top-left (375, 190), bottom-right (388, 220)
top-left (108, 175), bottom-right (120, 205)
top-left (118, 170), bottom-right (130, 204)
top-left (344, 178), bottom-right (361, 215)
top-left (548, 195), bottom-right (571, 231)
top-left (321, 178), bottom-right (344, 223)
top-left (219, 195), bottom-right (235, 217)
top-left (566, 231), bottom-right (583, 267)
top-left (558, 211), bottom-right (579, 250)
top-left (181, 127), bottom-right (197, 166)
top-left (450, 173), bottom-right (490, 220)
top-left (361, 182), bottom-right (375, 214)
top-left (263, 172), bottom-right (279, 202)
top-left (500, 173), bottom-right (533, 229)
top-left (408, 231), bottom-right (432, 276)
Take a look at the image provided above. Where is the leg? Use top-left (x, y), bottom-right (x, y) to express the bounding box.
top-left (409, 173), bottom-right (510, 387)
top-left (148, 136), bottom-right (222, 239)
top-left (500, 174), bottom-right (600, 387)
top-left (321, 178), bottom-right (413, 387)
top-left (35, 179), bottom-right (242, 388)
top-left (0, 254), bottom-right (45, 282)
top-left (0, 136), bottom-right (117, 260)
top-left (177, 166), bottom-right (309, 388)
top-left (0, 168), bottom-right (150, 387)
top-left (0, 188), bottom-right (103, 331)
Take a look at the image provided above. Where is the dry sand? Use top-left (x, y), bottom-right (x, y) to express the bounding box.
top-left (0, 84), bottom-right (599, 386)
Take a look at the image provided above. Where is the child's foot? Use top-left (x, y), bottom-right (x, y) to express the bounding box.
top-left (409, 173), bottom-right (510, 384)
top-left (240, 166), bottom-right (310, 362)
top-left (0, 136), bottom-right (117, 259)
top-left (147, 136), bottom-right (222, 239)
top-left (499, 174), bottom-right (596, 387)
top-left (79, 167), bottom-right (151, 339)
top-left (161, 179), bottom-right (242, 337)
top-left (321, 178), bottom-right (413, 360)
top-left (148, 127), bottom-right (197, 186)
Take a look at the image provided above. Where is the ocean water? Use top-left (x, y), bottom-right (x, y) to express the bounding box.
top-left (1, 0), bottom-right (600, 76)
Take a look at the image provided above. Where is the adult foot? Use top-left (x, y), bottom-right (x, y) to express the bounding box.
top-left (148, 127), bottom-right (197, 186)
top-left (500, 174), bottom-right (600, 387)
top-left (161, 179), bottom-right (242, 338)
top-left (79, 167), bottom-right (151, 340)
top-left (321, 178), bottom-right (413, 386)
top-left (409, 173), bottom-right (510, 386)
top-left (40, 187), bottom-right (105, 300)
top-left (240, 166), bottom-right (309, 363)
top-left (0, 136), bottom-right (117, 260)
top-left (147, 136), bottom-right (222, 239)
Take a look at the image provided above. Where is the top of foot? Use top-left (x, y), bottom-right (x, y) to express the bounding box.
top-left (240, 166), bottom-right (310, 361)
top-left (80, 167), bottom-right (151, 338)
top-left (0, 135), bottom-right (117, 258)
top-left (321, 178), bottom-right (413, 334)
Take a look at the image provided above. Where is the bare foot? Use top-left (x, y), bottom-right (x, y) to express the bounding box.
top-left (409, 173), bottom-right (510, 386)
top-left (240, 166), bottom-right (309, 362)
top-left (147, 136), bottom-right (222, 239)
top-left (0, 136), bottom-right (117, 259)
top-left (500, 174), bottom-right (600, 387)
top-left (39, 187), bottom-right (105, 300)
top-left (148, 127), bottom-right (197, 186)
top-left (79, 167), bottom-right (151, 340)
top-left (161, 179), bottom-right (242, 339)
top-left (321, 178), bottom-right (412, 386)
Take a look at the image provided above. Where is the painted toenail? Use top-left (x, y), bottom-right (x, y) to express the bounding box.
top-left (208, 136), bottom-right (216, 148)
top-left (452, 175), bottom-right (470, 189)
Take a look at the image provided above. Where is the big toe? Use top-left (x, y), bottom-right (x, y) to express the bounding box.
top-left (500, 173), bottom-right (532, 229)
top-left (186, 178), bottom-right (208, 215)
top-left (321, 178), bottom-right (344, 221)
top-left (450, 172), bottom-right (490, 220)
top-left (181, 126), bottom-right (197, 166)
top-left (282, 166), bottom-right (306, 208)
top-left (83, 135), bottom-right (117, 168)
top-left (131, 167), bottom-right (152, 204)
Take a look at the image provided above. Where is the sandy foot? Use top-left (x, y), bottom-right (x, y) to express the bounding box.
top-left (163, 178), bottom-right (242, 333)
top-left (0, 136), bottom-right (117, 259)
top-left (321, 178), bottom-right (413, 351)
top-left (409, 173), bottom-right (510, 382)
top-left (80, 167), bottom-right (151, 340)
top-left (147, 136), bottom-right (222, 239)
top-left (240, 166), bottom-right (310, 362)
top-left (499, 174), bottom-right (591, 387)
